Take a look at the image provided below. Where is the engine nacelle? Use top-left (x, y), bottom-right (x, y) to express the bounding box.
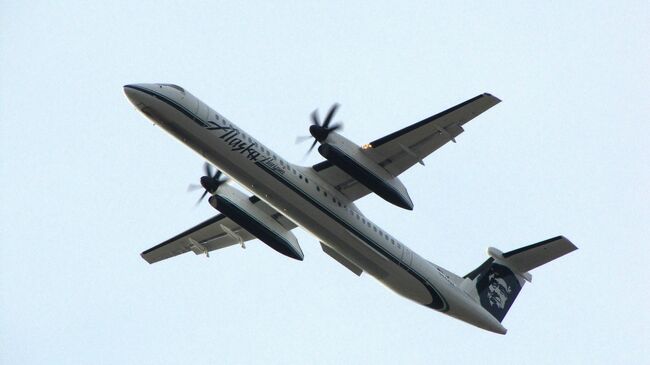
top-left (208, 185), bottom-right (304, 261)
top-left (318, 133), bottom-right (414, 210)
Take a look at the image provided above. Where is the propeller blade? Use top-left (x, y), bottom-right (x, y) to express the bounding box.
top-left (214, 170), bottom-right (222, 181)
top-left (328, 122), bottom-right (342, 132)
top-left (203, 162), bottom-right (212, 178)
top-left (322, 103), bottom-right (339, 128)
top-left (307, 139), bottom-right (318, 154)
top-left (196, 190), bottom-right (208, 206)
top-left (311, 110), bottom-right (320, 126)
top-left (187, 184), bottom-right (203, 192)
top-left (295, 135), bottom-right (313, 144)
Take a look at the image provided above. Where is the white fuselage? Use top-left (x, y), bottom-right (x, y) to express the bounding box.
top-left (124, 83), bottom-right (506, 334)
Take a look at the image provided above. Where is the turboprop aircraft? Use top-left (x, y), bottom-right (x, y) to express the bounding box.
top-left (124, 83), bottom-right (577, 334)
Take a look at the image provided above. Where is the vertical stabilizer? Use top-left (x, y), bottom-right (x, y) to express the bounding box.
top-left (463, 236), bottom-right (577, 322)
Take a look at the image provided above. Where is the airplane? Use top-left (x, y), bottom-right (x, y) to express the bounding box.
top-left (123, 83), bottom-right (577, 334)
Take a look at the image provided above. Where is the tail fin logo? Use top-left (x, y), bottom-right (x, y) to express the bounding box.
top-left (486, 272), bottom-right (512, 309)
top-left (476, 263), bottom-right (522, 321)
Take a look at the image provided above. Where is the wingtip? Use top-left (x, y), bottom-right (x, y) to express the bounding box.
top-left (482, 93), bottom-right (502, 103)
top-left (140, 252), bottom-right (155, 264)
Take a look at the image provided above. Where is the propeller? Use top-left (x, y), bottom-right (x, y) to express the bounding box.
top-left (188, 162), bottom-right (229, 205)
top-left (295, 103), bottom-right (343, 155)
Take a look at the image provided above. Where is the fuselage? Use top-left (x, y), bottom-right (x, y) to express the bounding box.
top-left (123, 83), bottom-right (506, 334)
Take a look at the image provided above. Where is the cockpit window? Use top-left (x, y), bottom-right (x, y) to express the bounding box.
top-left (161, 84), bottom-right (185, 93)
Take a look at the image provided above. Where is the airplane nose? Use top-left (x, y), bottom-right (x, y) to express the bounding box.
top-left (123, 84), bottom-right (148, 108)
top-left (123, 84), bottom-right (137, 99)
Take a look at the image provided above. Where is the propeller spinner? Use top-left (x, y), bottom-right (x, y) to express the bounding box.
top-left (187, 162), bottom-right (229, 205)
top-left (296, 103), bottom-right (343, 155)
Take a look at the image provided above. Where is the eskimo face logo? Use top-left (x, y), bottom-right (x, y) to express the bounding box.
top-left (476, 263), bottom-right (522, 321)
top-left (486, 273), bottom-right (512, 309)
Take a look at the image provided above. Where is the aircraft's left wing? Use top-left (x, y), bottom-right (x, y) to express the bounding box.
top-left (141, 214), bottom-right (254, 264)
top-left (313, 93), bottom-right (500, 201)
top-left (141, 197), bottom-right (296, 264)
top-left (365, 93), bottom-right (500, 176)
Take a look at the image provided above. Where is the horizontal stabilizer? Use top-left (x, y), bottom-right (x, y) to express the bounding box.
top-left (500, 236), bottom-right (577, 273)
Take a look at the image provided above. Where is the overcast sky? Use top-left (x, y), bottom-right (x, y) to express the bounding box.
top-left (2, 1), bottom-right (648, 364)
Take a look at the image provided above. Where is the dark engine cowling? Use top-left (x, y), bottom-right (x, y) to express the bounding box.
top-left (317, 134), bottom-right (414, 210)
top-left (208, 185), bottom-right (304, 261)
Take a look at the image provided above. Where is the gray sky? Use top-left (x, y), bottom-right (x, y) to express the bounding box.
top-left (2, 1), bottom-right (648, 364)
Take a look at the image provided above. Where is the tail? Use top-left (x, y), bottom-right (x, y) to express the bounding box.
top-left (462, 236), bottom-right (577, 322)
